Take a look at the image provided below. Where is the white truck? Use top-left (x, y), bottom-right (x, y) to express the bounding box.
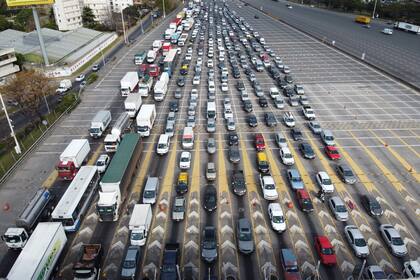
top-left (136, 104), bottom-right (156, 137)
top-left (154, 72), bottom-right (169, 101)
top-left (394, 21), bottom-right (420, 34)
top-left (124, 93), bottom-right (142, 118)
top-left (120, 72), bottom-right (139, 97)
top-left (6, 222), bottom-right (67, 280)
top-left (89, 110), bottom-right (112, 138)
top-left (183, 19), bottom-right (194, 31)
top-left (56, 79), bottom-right (72, 94)
top-left (1, 188), bottom-right (52, 249)
top-left (57, 139), bottom-right (91, 180)
top-left (129, 204), bottom-right (152, 246)
top-left (165, 28), bottom-right (175, 40)
top-left (104, 112), bottom-right (130, 152)
top-left (147, 50), bottom-right (157, 63)
top-left (152, 40), bottom-right (163, 52)
top-left (139, 75), bottom-right (154, 97)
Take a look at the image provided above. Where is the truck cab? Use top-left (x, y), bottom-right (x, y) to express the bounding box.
top-left (160, 243), bottom-right (180, 280)
top-left (1, 227), bottom-right (29, 249)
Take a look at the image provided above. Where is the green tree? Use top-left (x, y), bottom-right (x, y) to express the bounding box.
top-left (0, 15), bottom-right (12, 31)
top-left (15, 9), bottom-right (34, 31)
top-left (123, 5), bottom-right (140, 20)
top-left (82, 6), bottom-right (96, 26)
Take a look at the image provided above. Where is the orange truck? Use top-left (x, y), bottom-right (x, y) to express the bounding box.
top-left (355, 15), bottom-right (371, 24)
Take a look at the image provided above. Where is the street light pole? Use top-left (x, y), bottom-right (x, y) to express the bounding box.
top-left (0, 93), bottom-right (21, 154)
top-left (372, 0), bottom-right (378, 19)
top-left (121, 9), bottom-right (128, 44)
top-left (163, 0), bottom-right (166, 18)
top-left (43, 94), bottom-right (50, 114)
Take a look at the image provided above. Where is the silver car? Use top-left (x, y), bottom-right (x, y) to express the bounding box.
top-left (328, 196), bottom-right (348, 221)
top-left (275, 132), bottom-right (288, 148)
top-left (237, 218), bottom-right (254, 254)
top-left (207, 118), bottom-right (216, 133)
top-left (207, 138), bottom-right (216, 154)
top-left (172, 196), bottom-right (185, 222)
top-left (379, 224), bottom-right (407, 257)
top-left (344, 225), bottom-right (370, 258)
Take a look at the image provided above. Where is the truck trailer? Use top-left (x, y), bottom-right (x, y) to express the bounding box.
top-left (104, 112), bottom-right (130, 152)
top-left (154, 72), bottom-right (170, 101)
top-left (394, 21), bottom-right (420, 34)
top-left (1, 188), bottom-right (52, 249)
top-left (73, 244), bottom-right (102, 280)
top-left (129, 204), bottom-right (152, 246)
top-left (124, 93), bottom-right (142, 118)
top-left (136, 104), bottom-right (156, 137)
top-left (89, 110), bottom-right (112, 138)
top-left (97, 133), bottom-right (142, 222)
top-left (120, 72), bottom-right (140, 97)
top-left (6, 222), bottom-right (67, 280)
top-left (57, 139), bottom-right (91, 180)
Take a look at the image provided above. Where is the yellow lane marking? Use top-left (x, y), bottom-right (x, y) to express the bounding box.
top-left (389, 130), bottom-right (420, 158)
top-left (369, 130), bottom-right (420, 184)
top-left (87, 143), bottom-right (104, 165)
top-left (133, 134), bottom-right (158, 193)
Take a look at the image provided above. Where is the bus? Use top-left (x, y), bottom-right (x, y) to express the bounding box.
top-left (163, 49), bottom-right (179, 78)
top-left (52, 166), bottom-right (99, 232)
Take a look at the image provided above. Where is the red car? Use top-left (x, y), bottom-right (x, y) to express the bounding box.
top-left (255, 133), bottom-right (265, 151)
top-left (148, 64), bottom-right (160, 77)
top-left (325, 145), bottom-right (341, 160)
top-left (314, 236), bottom-right (337, 266)
top-left (296, 190), bottom-right (314, 212)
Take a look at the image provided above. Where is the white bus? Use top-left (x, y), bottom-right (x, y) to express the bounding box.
top-left (52, 166), bottom-right (99, 232)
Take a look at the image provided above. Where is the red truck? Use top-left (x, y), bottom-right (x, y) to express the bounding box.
top-left (57, 139), bottom-right (90, 180)
top-left (148, 64), bottom-right (160, 77)
top-left (162, 42), bottom-right (172, 56)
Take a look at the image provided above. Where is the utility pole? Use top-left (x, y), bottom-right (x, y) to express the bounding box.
top-left (372, 0), bottom-right (378, 19)
top-left (121, 9), bottom-right (128, 44)
top-left (163, 0), bottom-right (166, 18)
top-left (32, 7), bottom-right (49, 66)
top-left (0, 93), bottom-right (21, 155)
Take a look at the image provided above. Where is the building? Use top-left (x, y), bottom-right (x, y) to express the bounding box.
top-left (53, 0), bottom-right (83, 31)
top-left (84, 0), bottom-right (113, 24)
top-left (0, 48), bottom-right (20, 81)
top-left (112, 0), bottom-right (134, 12)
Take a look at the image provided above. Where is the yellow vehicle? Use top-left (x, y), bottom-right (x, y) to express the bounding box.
top-left (257, 152), bottom-right (270, 174)
top-left (176, 172), bottom-right (188, 194)
top-left (355, 15), bottom-right (371, 25)
top-left (180, 63), bottom-right (189, 75)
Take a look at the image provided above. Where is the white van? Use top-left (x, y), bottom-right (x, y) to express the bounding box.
top-left (182, 126), bottom-right (194, 149)
top-left (157, 134), bottom-right (170, 155)
top-left (154, 72), bottom-right (169, 101)
top-left (143, 177), bottom-right (159, 204)
top-left (207, 101), bottom-right (216, 119)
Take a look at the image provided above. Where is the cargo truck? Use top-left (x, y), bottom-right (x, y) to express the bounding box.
top-left (56, 79), bottom-right (72, 94)
top-left (394, 21), bottom-right (420, 34)
top-left (57, 139), bottom-right (91, 180)
top-left (129, 204), bottom-right (152, 246)
top-left (136, 104), bottom-right (156, 137)
top-left (154, 72), bottom-right (169, 101)
top-left (138, 75), bottom-right (154, 97)
top-left (97, 134), bottom-right (142, 222)
top-left (1, 188), bottom-right (52, 249)
top-left (134, 51), bottom-right (146, 65)
top-left (73, 244), bottom-right (102, 280)
top-left (89, 110), bottom-right (112, 138)
top-left (121, 72), bottom-right (140, 97)
top-left (6, 222), bottom-right (67, 280)
top-left (124, 93), bottom-right (142, 118)
top-left (104, 112), bottom-right (130, 152)
top-left (355, 15), bottom-right (371, 25)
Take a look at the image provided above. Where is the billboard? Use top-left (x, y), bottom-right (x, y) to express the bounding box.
top-left (6, 0), bottom-right (54, 7)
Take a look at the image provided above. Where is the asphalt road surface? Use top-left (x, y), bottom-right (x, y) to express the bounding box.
top-left (0, 0), bottom-right (419, 279)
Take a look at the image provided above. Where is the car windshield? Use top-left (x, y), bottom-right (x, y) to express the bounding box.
top-left (174, 206), bottom-right (184, 212)
top-left (123, 260), bottom-right (135, 268)
top-left (144, 191), bottom-right (155, 198)
top-left (181, 157), bottom-right (189, 162)
top-left (239, 231), bottom-right (251, 241)
top-left (96, 161), bottom-right (105, 166)
top-left (330, 149), bottom-right (339, 155)
top-left (284, 153), bottom-right (292, 159)
top-left (355, 238), bottom-right (366, 247)
top-left (344, 170), bottom-right (353, 176)
top-left (292, 176), bottom-right (302, 182)
top-left (285, 265), bottom-right (299, 273)
top-left (322, 179), bottom-right (332, 185)
top-left (203, 240), bottom-right (216, 249)
top-left (321, 248), bottom-right (334, 255)
top-left (392, 237), bottom-right (404, 246)
top-left (336, 205), bottom-right (347, 213)
top-left (372, 271), bottom-right (387, 279)
top-left (272, 216), bottom-right (284, 223)
top-left (265, 184), bottom-right (275, 190)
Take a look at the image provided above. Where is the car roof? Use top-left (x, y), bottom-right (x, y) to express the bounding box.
top-left (318, 171), bottom-right (329, 179)
top-left (316, 236), bottom-right (332, 248)
top-left (281, 147), bottom-right (291, 153)
top-left (382, 224), bottom-right (399, 237)
top-left (174, 196), bottom-right (185, 206)
top-left (238, 218), bottom-right (251, 229)
top-left (297, 189), bottom-right (309, 198)
top-left (346, 225), bottom-right (363, 238)
top-left (330, 196), bottom-right (344, 205)
top-left (288, 169), bottom-right (299, 176)
top-left (181, 151), bottom-right (191, 157)
top-left (269, 203), bottom-right (283, 215)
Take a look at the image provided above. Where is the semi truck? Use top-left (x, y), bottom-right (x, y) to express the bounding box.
top-left (136, 104), bottom-right (156, 137)
top-left (89, 110), bottom-right (112, 138)
top-left (56, 79), bottom-right (72, 94)
top-left (57, 139), bottom-right (91, 180)
top-left (1, 188), bottom-right (52, 249)
top-left (97, 133), bottom-right (142, 222)
top-left (154, 72), bottom-right (170, 101)
top-left (134, 51), bottom-right (146, 65)
top-left (6, 222), bottom-right (67, 280)
top-left (104, 112), bottom-right (130, 152)
top-left (124, 93), bottom-right (142, 118)
top-left (129, 204), bottom-right (152, 246)
top-left (120, 72), bottom-right (140, 97)
top-left (138, 75), bottom-right (154, 97)
top-left (73, 244), bottom-right (102, 280)
top-left (394, 21), bottom-right (420, 34)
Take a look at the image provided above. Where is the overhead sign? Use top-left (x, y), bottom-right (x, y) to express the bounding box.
top-left (6, 0), bottom-right (54, 7)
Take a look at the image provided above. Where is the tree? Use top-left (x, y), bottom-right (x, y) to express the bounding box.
top-left (0, 15), bottom-right (12, 31)
top-left (82, 6), bottom-right (96, 27)
top-left (0, 70), bottom-right (54, 124)
top-left (15, 9), bottom-right (34, 31)
top-left (124, 6), bottom-right (140, 20)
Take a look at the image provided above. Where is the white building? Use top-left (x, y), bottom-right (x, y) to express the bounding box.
top-left (53, 0), bottom-right (83, 31)
top-left (0, 48), bottom-right (20, 81)
top-left (112, 0), bottom-right (134, 13)
top-left (84, 0), bottom-right (113, 24)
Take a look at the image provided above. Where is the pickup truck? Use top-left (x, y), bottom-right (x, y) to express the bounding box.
top-left (160, 243), bottom-right (180, 280)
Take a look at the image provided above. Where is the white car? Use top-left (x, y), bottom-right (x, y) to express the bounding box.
top-left (344, 225), bottom-right (370, 258)
top-left (294, 85), bottom-right (305, 95)
top-left (224, 108), bottom-right (233, 120)
top-left (269, 87), bottom-right (280, 99)
top-left (95, 154), bottom-right (110, 173)
top-left (208, 82), bottom-right (216, 93)
top-left (283, 66), bottom-right (291, 74)
top-left (197, 57), bottom-right (202, 65)
top-left (302, 106), bottom-right (316, 120)
top-left (221, 82), bottom-right (229, 92)
top-left (315, 172), bottom-right (334, 193)
top-left (226, 117), bottom-right (236, 131)
top-left (275, 132), bottom-right (288, 148)
top-left (283, 112), bottom-right (295, 127)
top-left (193, 76), bottom-right (201, 85)
top-left (328, 196), bottom-right (348, 221)
top-left (157, 134), bottom-right (170, 155)
top-left (268, 203), bottom-right (286, 232)
top-left (185, 53), bottom-right (192, 61)
top-left (190, 89), bottom-right (198, 99)
top-left (379, 224), bottom-right (408, 257)
top-left (218, 55), bottom-right (225, 62)
top-left (259, 173), bottom-right (278, 200)
top-left (382, 28), bottom-right (393, 35)
top-left (207, 60), bottom-right (214, 68)
top-left (75, 74), bottom-right (85, 82)
top-left (179, 151), bottom-right (192, 170)
top-left (279, 147), bottom-right (294, 166)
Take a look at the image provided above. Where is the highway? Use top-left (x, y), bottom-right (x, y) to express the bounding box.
top-left (0, 0), bottom-right (419, 279)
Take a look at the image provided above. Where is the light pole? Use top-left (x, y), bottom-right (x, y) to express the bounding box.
top-left (43, 94), bottom-right (50, 114)
top-left (371, 0), bottom-right (378, 19)
top-left (163, 0), bottom-right (166, 18)
top-left (121, 9), bottom-right (128, 44)
top-left (0, 93), bottom-right (21, 154)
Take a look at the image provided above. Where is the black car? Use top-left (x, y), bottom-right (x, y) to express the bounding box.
top-left (226, 131), bottom-right (238, 145)
top-left (285, 75), bottom-right (294, 83)
top-left (271, 69), bottom-right (281, 79)
top-left (243, 100), bottom-right (253, 113)
top-left (232, 170), bottom-right (247, 196)
top-left (259, 96), bottom-right (268, 107)
top-left (362, 195), bottom-right (383, 216)
top-left (244, 67), bottom-right (253, 75)
top-left (203, 185), bottom-right (217, 212)
top-left (299, 142), bottom-right (315, 159)
top-left (278, 79), bottom-right (288, 89)
top-left (264, 112), bottom-right (277, 127)
top-left (291, 128), bottom-right (303, 141)
top-left (177, 77), bottom-right (186, 87)
top-left (201, 226), bottom-right (217, 263)
top-left (169, 100), bottom-right (179, 112)
top-left (283, 87), bottom-right (294, 97)
top-left (229, 146), bottom-right (241, 163)
top-left (237, 81), bottom-right (245, 91)
top-left (233, 69), bottom-right (241, 78)
top-left (160, 244), bottom-right (180, 280)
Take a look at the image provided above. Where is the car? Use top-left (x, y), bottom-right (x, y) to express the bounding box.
top-left (207, 60), bottom-right (214, 68)
top-left (236, 81), bottom-right (245, 91)
top-left (121, 245), bottom-right (141, 279)
top-left (75, 74), bottom-right (85, 82)
top-left (96, 154), bottom-right (110, 173)
top-left (403, 260), bottom-right (420, 278)
top-left (297, 189), bottom-right (314, 212)
top-left (165, 123), bottom-right (175, 137)
top-left (243, 99), bottom-right (253, 112)
top-left (226, 117), bottom-right (236, 131)
top-left (172, 196), bottom-right (185, 221)
top-left (362, 195), bottom-right (383, 216)
top-left (166, 111), bottom-right (176, 125)
top-left (299, 142), bottom-right (315, 159)
top-left (228, 146), bottom-right (241, 163)
top-left (228, 132), bottom-right (239, 146)
top-left (283, 86), bottom-right (294, 97)
top-left (221, 82), bottom-right (229, 92)
top-left (283, 112), bottom-right (295, 127)
top-left (280, 147), bottom-right (294, 166)
top-left (187, 115), bottom-right (196, 128)
top-left (203, 185), bottom-right (217, 212)
top-left (169, 100), bottom-right (179, 112)
top-left (268, 203), bottom-right (286, 232)
top-left (264, 112), bottom-right (277, 127)
top-left (289, 96), bottom-right (299, 107)
top-left (382, 28), bottom-right (393, 35)
top-left (231, 170), bottom-right (247, 196)
top-left (185, 53), bottom-right (192, 61)
top-left (328, 196), bottom-right (348, 221)
top-left (363, 265), bottom-right (387, 280)
top-left (207, 118), bottom-right (216, 133)
top-left (285, 75), bottom-right (294, 83)
top-left (287, 168), bottom-right (304, 190)
top-left (294, 85), bottom-right (304, 95)
top-left (321, 130), bottom-right (336, 146)
top-left (193, 75), bottom-right (201, 85)
top-left (255, 87), bottom-right (264, 97)
top-left (282, 66), bottom-right (291, 74)
top-left (379, 224), bottom-right (408, 257)
top-left (92, 64), bottom-right (100, 72)
top-left (196, 57), bottom-right (203, 66)
top-left (177, 77), bottom-right (186, 87)
top-left (176, 172), bottom-right (188, 194)
top-left (344, 225), bottom-right (370, 258)
top-left (174, 88), bottom-right (182, 99)
top-left (179, 151), bottom-right (191, 170)
top-left (253, 134), bottom-right (265, 152)
top-left (280, 248), bottom-right (300, 280)
top-left (302, 106), bottom-right (316, 120)
top-left (247, 114), bottom-right (258, 127)
top-left (206, 162), bottom-right (217, 181)
top-left (160, 244), bottom-right (180, 280)
top-left (308, 121), bottom-right (322, 134)
top-left (314, 236), bottom-right (337, 266)
top-left (207, 138), bottom-right (216, 154)
top-left (314, 171), bottom-right (334, 193)
top-left (291, 128), bottom-right (303, 141)
top-left (201, 226), bottom-right (218, 263)
top-left (237, 218), bottom-right (254, 254)
top-left (325, 146), bottom-right (341, 160)
top-left (274, 96), bottom-right (285, 109)
top-left (224, 107), bottom-right (234, 120)
top-left (259, 173), bottom-right (278, 200)
top-left (300, 95), bottom-right (309, 105)
top-left (336, 164), bottom-right (357, 184)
